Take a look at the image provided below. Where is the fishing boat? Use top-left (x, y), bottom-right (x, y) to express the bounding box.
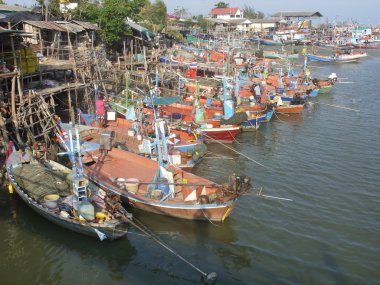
top-left (263, 109), bottom-right (275, 122)
top-left (6, 141), bottom-right (129, 241)
top-left (306, 51), bottom-right (367, 63)
top-left (305, 53), bottom-right (335, 62)
top-left (335, 51), bottom-right (367, 62)
top-left (79, 119), bottom-right (207, 172)
top-left (312, 79), bottom-right (334, 94)
top-left (81, 134), bottom-right (251, 222)
top-left (263, 50), bottom-right (299, 60)
top-left (198, 124), bottom-right (241, 143)
top-left (352, 43), bottom-right (379, 49)
top-left (241, 112), bottom-right (266, 131)
top-left (275, 102), bottom-right (304, 114)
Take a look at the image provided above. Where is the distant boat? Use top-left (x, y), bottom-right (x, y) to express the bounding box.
top-left (263, 50), bottom-right (299, 59)
top-left (305, 54), bottom-right (335, 62)
top-left (352, 43), bottom-right (379, 49)
top-left (312, 79), bottom-right (335, 94)
top-left (6, 146), bottom-right (129, 240)
top-left (306, 51), bottom-right (367, 63)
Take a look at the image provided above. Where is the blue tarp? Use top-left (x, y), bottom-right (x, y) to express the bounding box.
top-left (152, 96), bottom-right (181, 106)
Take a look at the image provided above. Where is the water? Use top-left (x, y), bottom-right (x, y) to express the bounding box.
top-left (1, 51), bottom-right (380, 285)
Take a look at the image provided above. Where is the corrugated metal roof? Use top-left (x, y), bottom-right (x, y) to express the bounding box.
top-left (71, 20), bottom-right (100, 31)
top-left (271, 11), bottom-right (323, 18)
top-left (23, 20), bottom-right (67, 32)
top-left (54, 21), bottom-right (85, 33)
top-left (0, 27), bottom-right (34, 37)
top-left (125, 20), bottom-right (148, 33)
top-left (0, 4), bottom-right (31, 13)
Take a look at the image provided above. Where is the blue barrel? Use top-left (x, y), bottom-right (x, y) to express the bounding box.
top-left (172, 112), bottom-right (182, 120)
top-left (156, 178), bottom-right (169, 196)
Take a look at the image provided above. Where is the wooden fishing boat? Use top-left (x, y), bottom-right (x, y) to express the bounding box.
top-left (81, 146), bottom-right (251, 222)
top-left (305, 53), bottom-right (335, 62)
top-left (275, 103), bottom-right (304, 114)
top-left (77, 117), bottom-right (207, 172)
top-left (241, 112), bottom-right (266, 131)
top-left (335, 51), bottom-right (367, 62)
top-left (263, 109), bottom-right (275, 122)
top-left (263, 50), bottom-right (299, 59)
top-left (352, 43), bottom-right (379, 49)
top-left (306, 51), bottom-right (367, 63)
top-left (6, 146), bottom-right (129, 240)
top-left (199, 125), bottom-right (241, 143)
top-left (313, 79), bottom-right (334, 94)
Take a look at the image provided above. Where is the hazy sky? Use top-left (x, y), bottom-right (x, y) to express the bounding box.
top-left (6, 0), bottom-right (380, 25)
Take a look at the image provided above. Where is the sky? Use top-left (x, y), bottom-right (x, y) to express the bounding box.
top-left (6, 0), bottom-right (380, 25)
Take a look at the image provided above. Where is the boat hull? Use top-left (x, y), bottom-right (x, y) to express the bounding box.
top-left (82, 148), bottom-right (244, 222)
top-left (275, 104), bottom-right (304, 114)
top-left (200, 126), bottom-right (241, 143)
top-left (7, 155), bottom-right (128, 241)
top-left (241, 114), bottom-right (266, 131)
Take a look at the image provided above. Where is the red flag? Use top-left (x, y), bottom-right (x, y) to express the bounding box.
top-left (260, 86), bottom-right (268, 104)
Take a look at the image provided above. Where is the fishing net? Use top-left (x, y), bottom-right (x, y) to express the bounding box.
top-left (12, 163), bottom-right (71, 203)
top-left (220, 111), bottom-right (248, 125)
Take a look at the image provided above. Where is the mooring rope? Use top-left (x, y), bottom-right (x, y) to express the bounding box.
top-left (201, 132), bottom-right (270, 170)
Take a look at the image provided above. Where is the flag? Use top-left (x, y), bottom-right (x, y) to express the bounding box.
top-left (190, 61), bottom-right (198, 69)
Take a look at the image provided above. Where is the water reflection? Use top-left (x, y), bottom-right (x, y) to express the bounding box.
top-left (0, 193), bottom-right (136, 284)
top-left (131, 209), bottom-right (237, 245)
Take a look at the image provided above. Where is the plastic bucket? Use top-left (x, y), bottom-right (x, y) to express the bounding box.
top-left (44, 194), bottom-right (60, 209)
top-left (156, 178), bottom-right (169, 196)
top-left (125, 178), bottom-right (140, 194)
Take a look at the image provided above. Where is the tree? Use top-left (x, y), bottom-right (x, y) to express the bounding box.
top-left (214, 2), bottom-right (229, 8)
top-left (36, 0), bottom-right (63, 20)
top-left (0, 0), bottom-right (6, 4)
top-left (243, 4), bottom-right (264, 19)
top-left (195, 15), bottom-right (211, 32)
top-left (173, 6), bottom-right (190, 19)
top-left (139, 0), bottom-right (167, 32)
top-left (98, 0), bottom-right (148, 45)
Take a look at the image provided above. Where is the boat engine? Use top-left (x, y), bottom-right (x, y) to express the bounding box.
top-left (225, 173), bottom-right (252, 195)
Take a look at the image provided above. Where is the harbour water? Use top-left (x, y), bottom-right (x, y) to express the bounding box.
top-left (1, 50), bottom-right (379, 285)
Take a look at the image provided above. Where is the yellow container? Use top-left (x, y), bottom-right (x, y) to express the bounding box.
top-left (96, 212), bottom-right (107, 219)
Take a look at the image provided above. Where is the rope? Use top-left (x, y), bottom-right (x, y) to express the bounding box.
top-left (201, 132), bottom-right (270, 170)
top-left (123, 215), bottom-right (210, 278)
top-left (274, 111), bottom-right (287, 122)
top-left (200, 208), bottom-right (223, 227)
top-left (314, 101), bottom-right (360, 112)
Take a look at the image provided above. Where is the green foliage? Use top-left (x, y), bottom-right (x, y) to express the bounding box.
top-left (214, 2), bottom-right (229, 8)
top-left (97, 0), bottom-right (148, 45)
top-left (36, 0), bottom-right (62, 20)
top-left (243, 4), bottom-right (265, 19)
top-left (166, 29), bottom-right (184, 42)
top-left (0, 0), bottom-right (6, 4)
top-left (195, 15), bottom-right (212, 31)
top-left (139, 0), bottom-right (167, 32)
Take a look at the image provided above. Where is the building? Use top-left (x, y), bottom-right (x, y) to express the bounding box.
top-left (248, 18), bottom-right (281, 32)
top-left (210, 7), bottom-right (243, 20)
top-left (271, 11), bottom-right (323, 31)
